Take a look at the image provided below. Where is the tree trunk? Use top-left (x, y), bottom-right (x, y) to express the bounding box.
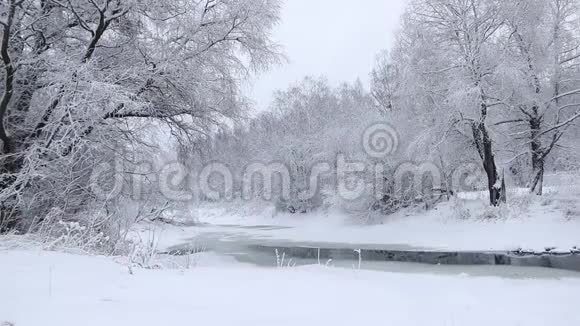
top-left (530, 160), bottom-right (544, 196)
top-left (473, 121), bottom-right (505, 206)
top-left (529, 113), bottom-right (544, 195)
top-left (482, 135), bottom-right (500, 206)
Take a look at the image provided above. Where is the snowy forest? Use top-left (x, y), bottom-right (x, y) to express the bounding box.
top-left (2, 0), bottom-right (580, 325)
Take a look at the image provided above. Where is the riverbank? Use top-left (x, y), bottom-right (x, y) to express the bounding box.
top-left (138, 188), bottom-right (580, 254)
top-left (2, 249), bottom-right (580, 326)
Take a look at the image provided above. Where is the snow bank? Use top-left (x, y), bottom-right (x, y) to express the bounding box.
top-left (2, 250), bottom-right (580, 326)
top-left (143, 187), bottom-right (580, 252)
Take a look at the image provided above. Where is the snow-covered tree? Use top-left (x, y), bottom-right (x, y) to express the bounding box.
top-left (0, 0), bottom-right (282, 231)
top-left (372, 0), bottom-right (580, 200)
top-left (498, 0), bottom-right (580, 195)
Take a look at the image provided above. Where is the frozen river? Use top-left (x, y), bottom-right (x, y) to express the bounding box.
top-left (165, 224), bottom-right (580, 279)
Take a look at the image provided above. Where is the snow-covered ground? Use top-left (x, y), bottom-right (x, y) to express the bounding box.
top-left (2, 249), bottom-right (580, 326)
top-left (4, 179), bottom-right (580, 325)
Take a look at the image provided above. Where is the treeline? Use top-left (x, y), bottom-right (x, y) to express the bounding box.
top-left (193, 0), bottom-right (580, 214)
top-left (2, 0), bottom-right (580, 240)
top-left (185, 78), bottom-right (387, 214)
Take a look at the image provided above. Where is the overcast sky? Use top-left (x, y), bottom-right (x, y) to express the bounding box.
top-left (248, 0), bottom-right (408, 113)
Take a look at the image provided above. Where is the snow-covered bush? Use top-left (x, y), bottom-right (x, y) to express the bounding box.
top-left (477, 203), bottom-right (513, 221)
top-left (36, 209), bottom-right (123, 255)
top-left (450, 197), bottom-right (471, 221)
